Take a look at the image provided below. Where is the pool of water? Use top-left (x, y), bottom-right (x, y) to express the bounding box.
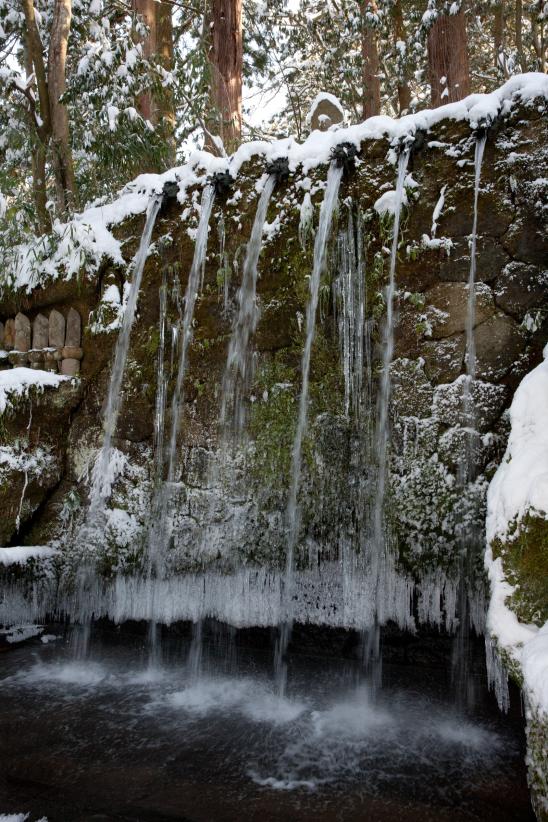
top-left (0, 622), bottom-right (534, 821)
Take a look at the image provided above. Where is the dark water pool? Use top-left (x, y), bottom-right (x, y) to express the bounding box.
top-left (0, 622), bottom-right (534, 822)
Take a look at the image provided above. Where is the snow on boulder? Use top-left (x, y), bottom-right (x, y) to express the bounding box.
top-left (486, 344), bottom-right (548, 544)
top-left (0, 368), bottom-right (72, 415)
top-left (0, 546), bottom-right (59, 566)
top-left (484, 345), bottom-right (548, 712)
top-left (306, 93), bottom-right (345, 131)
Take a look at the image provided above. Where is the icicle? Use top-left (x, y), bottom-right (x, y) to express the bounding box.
top-left (485, 634), bottom-right (510, 712)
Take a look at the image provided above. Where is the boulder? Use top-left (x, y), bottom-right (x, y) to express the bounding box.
top-left (474, 313), bottom-right (527, 381)
top-left (32, 313), bottom-right (49, 349)
top-left (493, 262), bottom-right (548, 320)
top-left (48, 309), bottom-right (66, 348)
top-left (0, 320), bottom-right (4, 348)
top-left (424, 282), bottom-right (495, 339)
top-left (309, 97), bottom-right (344, 132)
top-left (14, 312), bottom-right (31, 352)
top-left (439, 236), bottom-right (509, 283)
top-left (421, 333), bottom-right (465, 384)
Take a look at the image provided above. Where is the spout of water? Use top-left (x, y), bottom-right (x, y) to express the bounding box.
top-left (211, 170), bottom-right (234, 197)
top-left (330, 142), bottom-right (358, 175)
top-left (266, 157), bottom-right (290, 184)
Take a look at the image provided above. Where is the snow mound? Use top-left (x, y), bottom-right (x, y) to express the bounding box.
top-left (486, 346), bottom-right (548, 543)
top-left (485, 346), bottom-right (548, 715)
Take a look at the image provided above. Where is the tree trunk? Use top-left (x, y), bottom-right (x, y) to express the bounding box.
top-left (23, 44), bottom-right (50, 232)
top-left (209, 0), bottom-right (243, 152)
top-left (393, 0), bottom-right (410, 115)
top-left (133, 0), bottom-right (156, 122)
top-left (427, 9), bottom-right (470, 107)
top-left (515, 0), bottom-right (523, 68)
top-left (156, 0), bottom-right (176, 162)
top-left (494, 0), bottom-right (505, 73)
top-left (48, 0), bottom-right (77, 213)
top-left (361, 1), bottom-right (381, 119)
top-left (21, 0), bottom-right (51, 137)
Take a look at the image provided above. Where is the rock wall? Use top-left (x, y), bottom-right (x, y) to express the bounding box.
top-left (0, 96), bottom-right (546, 631)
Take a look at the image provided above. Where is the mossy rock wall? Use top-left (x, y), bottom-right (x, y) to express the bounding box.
top-left (0, 100), bottom-right (546, 596)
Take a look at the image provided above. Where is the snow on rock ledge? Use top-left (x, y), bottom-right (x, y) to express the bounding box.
top-left (0, 546), bottom-right (59, 566)
top-left (0, 368), bottom-right (72, 414)
top-left (3, 73), bottom-right (547, 296)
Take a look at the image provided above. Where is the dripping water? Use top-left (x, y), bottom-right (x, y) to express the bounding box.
top-left (453, 135), bottom-right (487, 711)
top-left (220, 174), bottom-right (276, 442)
top-left (275, 163), bottom-right (343, 696)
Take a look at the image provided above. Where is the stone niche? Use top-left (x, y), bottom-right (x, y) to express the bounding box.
top-left (0, 306), bottom-right (83, 375)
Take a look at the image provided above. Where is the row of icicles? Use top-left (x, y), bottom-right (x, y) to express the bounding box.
top-left (78, 131), bottom-right (488, 697)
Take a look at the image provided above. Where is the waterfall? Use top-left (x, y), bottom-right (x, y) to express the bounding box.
top-left (143, 185), bottom-right (214, 664)
top-left (220, 174), bottom-right (276, 441)
top-left (462, 135), bottom-right (487, 478)
top-left (153, 272), bottom-right (169, 488)
top-left (333, 209), bottom-right (368, 418)
top-left (275, 162), bottom-right (343, 695)
top-left (453, 135), bottom-right (487, 710)
top-left (88, 197), bottom-right (162, 519)
top-left (371, 148), bottom-right (410, 605)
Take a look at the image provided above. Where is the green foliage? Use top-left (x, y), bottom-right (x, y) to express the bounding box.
top-left (492, 513), bottom-right (548, 625)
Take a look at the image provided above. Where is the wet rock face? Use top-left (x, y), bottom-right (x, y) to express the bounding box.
top-left (0, 99), bottom-right (546, 580)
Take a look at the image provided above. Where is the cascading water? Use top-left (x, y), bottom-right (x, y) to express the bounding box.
top-left (366, 146), bottom-right (411, 681)
top-left (70, 195), bottom-right (161, 656)
top-left (220, 174), bottom-right (276, 441)
top-left (87, 196), bottom-right (162, 520)
top-left (461, 134), bottom-right (487, 475)
top-left (275, 162), bottom-right (343, 696)
top-left (145, 184), bottom-right (215, 661)
top-left (333, 209), bottom-right (368, 419)
top-left (453, 134), bottom-right (487, 709)
top-left (146, 272), bottom-right (169, 666)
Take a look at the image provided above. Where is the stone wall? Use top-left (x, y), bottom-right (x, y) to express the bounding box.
top-left (0, 98), bottom-right (545, 602)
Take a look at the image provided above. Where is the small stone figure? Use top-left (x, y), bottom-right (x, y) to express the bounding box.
top-left (14, 313), bottom-right (31, 352)
top-left (32, 313), bottom-right (49, 350)
top-left (49, 309), bottom-right (66, 348)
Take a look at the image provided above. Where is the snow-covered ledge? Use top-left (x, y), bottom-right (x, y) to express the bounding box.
top-left (485, 343), bottom-right (548, 818)
top-left (0, 367), bottom-right (73, 414)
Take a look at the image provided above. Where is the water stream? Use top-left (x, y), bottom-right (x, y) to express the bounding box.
top-left (275, 162), bottom-right (343, 695)
top-left (145, 184), bottom-right (215, 662)
top-left (220, 174), bottom-right (276, 442)
top-left (87, 197), bottom-right (162, 519)
top-left (366, 147), bottom-right (411, 680)
top-left (453, 134), bottom-right (487, 709)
